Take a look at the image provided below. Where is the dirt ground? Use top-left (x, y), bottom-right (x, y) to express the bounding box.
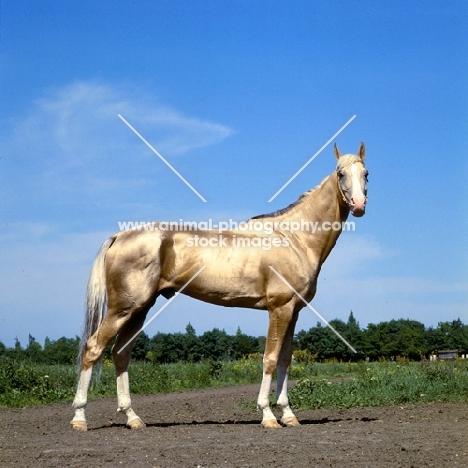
top-left (0, 383), bottom-right (467, 467)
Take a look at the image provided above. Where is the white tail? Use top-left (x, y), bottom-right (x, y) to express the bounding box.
top-left (77, 237), bottom-right (115, 368)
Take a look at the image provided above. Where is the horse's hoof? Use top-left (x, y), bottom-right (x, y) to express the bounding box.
top-left (262, 419), bottom-right (282, 429)
top-left (127, 417), bottom-right (146, 430)
top-left (281, 416), bottom-right (301, 427)
top-left (71, 420), bottom-right (87, 431)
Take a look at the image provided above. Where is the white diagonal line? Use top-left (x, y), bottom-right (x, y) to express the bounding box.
top-left (268, 115), bottom-right (356, 202)
top-left (117, 266), bottom-right (206, 354)
top-left (269, 266), bottom-right (357, 353)
top-left (118, 114), bottom-right (207, 202)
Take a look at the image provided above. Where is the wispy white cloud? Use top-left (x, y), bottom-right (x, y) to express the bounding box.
top-left (3, 80), bottom-right (234, 203)
top-left (19, 80), bottom-right (234, 156)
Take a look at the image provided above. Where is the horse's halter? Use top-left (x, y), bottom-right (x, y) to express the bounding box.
top-left (337, 173), bottom-right (351, 206)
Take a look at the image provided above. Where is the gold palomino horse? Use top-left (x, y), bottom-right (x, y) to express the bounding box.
top-left (71, 143), bottom-right (368, 430)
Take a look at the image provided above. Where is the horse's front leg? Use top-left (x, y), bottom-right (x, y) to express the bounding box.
top-left (276, 313), bottom-right (300, 427)
top-left (257, 304), bottom-right (297, 428)
top-left (257, 366), bottom-right (279, 428)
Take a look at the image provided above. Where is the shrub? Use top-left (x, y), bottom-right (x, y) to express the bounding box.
top-left (293, 349), bottom-right (317, 364)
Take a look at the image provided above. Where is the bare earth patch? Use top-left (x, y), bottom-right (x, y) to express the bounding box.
top-left (1, 384), bottom-right (467, 467)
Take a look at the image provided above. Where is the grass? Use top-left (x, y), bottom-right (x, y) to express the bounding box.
top-left (1, 356), bottom-right (467, 409)
top-left (289, 359), bottom-right (468, 409)
top-left (0, 357), bottom-right (266, 407)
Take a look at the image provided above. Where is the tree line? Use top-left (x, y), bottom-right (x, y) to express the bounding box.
top-left (296, 313), bottom-right (468, 361)
top-left (1, 313), bottom-right (467, 365)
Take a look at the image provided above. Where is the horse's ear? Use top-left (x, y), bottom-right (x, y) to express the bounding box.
top-left (358, 142), bottom-right (366, 161)
top-left (334, 143), bottom-right (342, 160)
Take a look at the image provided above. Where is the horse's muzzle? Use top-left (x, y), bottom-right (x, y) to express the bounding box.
top-left (350, 199), bottom-right (366, 217)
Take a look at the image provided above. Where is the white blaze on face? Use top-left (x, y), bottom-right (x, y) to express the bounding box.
top-left (350, 163), bottom-right (366, 216)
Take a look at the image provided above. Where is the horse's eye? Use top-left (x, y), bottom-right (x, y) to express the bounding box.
top-left (337, 171), bottom-right (344, 179)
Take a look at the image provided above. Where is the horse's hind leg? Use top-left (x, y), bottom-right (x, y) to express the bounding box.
top-left (71, 315), bottom-right (124, 431)
top-left (112, 312), bottom-right (148, 429)
top-left (71, 367), bottom-right (93, 431)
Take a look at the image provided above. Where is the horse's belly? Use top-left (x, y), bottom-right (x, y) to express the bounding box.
top-left (184, 271), bottom-right (267, 309)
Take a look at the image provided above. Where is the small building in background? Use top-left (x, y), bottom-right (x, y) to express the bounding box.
top-left (437, 350), bottom-right (464, 361)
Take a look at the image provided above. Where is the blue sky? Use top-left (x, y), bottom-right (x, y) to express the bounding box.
top-left (1, 1), bottom-right (467, 348)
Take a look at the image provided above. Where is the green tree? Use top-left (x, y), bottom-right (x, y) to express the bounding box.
top-left (43, 336), bottom-right (80, 364)
top-left (131, 332), bottom-right (150, 360)
top-left (257, 336), bottom-right (266, 355)
top-left (296, 315), bottom-right (364, 361)
top-left (361, 319), bottom-right (425, 360)
top-left (148, 332), bottom-right (187, 363)
top-left (5, 337), bottom-right (25, 360)
top-left (424, 326), bottom-right (446, 353)
top-left (183, 323), bottom-right (201, 362)
top-left (296, 322), bottom-right (336, 360)
top-left (232, 327), bottom-right (259, 359)
top-left (435, 319), bottom-right (468, 351)
top-left (198, 328), bottom-right (232, 361)
top-left (361, 322), bottom-right (386, 359)
top-left (398, 320), bottom-right (425, 359)
top-left (25, 334), bottom-right (43, 362)
top-left (346, 311), bottom-right (362, 353)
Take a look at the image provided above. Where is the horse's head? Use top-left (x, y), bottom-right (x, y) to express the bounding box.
top-left (334, 142), bottom-right (368, 217)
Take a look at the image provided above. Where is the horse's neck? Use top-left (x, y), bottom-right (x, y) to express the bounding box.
top-left (275, 172), bottom-right (347, 224)
top-left (275, 172), bottom-right (350, 261)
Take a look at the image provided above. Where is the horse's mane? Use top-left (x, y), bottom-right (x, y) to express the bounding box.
top-left (250, 175), bottom-right (330, 220)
